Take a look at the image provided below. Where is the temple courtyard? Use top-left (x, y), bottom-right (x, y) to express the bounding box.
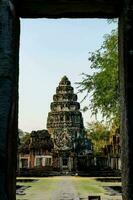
top-left (16, 176), bottom-right (122, 200)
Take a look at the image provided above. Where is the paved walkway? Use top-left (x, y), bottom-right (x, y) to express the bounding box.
top-left (51, 177), bottom-right (79, 200)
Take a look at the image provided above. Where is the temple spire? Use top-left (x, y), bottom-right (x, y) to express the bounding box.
top-left (47, 75), bottom-right (84, 151)
top-left (59, 75), bottom-right (71, 86)
top-left (46, 76), bottom-right (89, 171)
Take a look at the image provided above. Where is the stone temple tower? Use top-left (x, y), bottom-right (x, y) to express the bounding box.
top-left (47, 76), bottom-right (85, 171)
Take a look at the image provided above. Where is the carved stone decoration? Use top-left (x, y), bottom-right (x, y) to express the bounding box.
top-left (53, 129), bottom-right (71, 150)
top-left (47, 76), bottom-right (85, 170)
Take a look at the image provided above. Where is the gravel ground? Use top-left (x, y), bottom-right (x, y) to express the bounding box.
top-left (51, 176), bottom-right (79, 200)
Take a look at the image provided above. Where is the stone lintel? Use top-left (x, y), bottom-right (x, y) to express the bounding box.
top-left (17, 0), bottom-right (121, 18)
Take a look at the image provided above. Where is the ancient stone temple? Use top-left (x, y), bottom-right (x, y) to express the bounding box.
top-left (19, 130), bottom-right (53, 171)
top-left (47, 76), bottom-right (87, 171)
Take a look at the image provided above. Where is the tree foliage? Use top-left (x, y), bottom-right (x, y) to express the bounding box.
top-left (77, 30), bottom-right (118, 120)
top-left (30, 130), bottom-right (54, 150)
top-left (18, 133), bottom-right (31, 154)
top-left (87, 121), bottom-right (110, 155)
top-left (18, 130), bottom-right (54, 154)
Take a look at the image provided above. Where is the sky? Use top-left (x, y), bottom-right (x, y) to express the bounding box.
top-left (19, 19), bottom-right (117, 132)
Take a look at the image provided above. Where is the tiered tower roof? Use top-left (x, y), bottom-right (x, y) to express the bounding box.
top-left (47, 76), bottom-right (84, 150)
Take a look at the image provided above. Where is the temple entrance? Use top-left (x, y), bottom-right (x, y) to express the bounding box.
top-left (62, 157), bottom-right (68, 170)
top-left (21, 158), bottom-right (29, 169)
top-left (60, 151), bottom-right (72, 172)
top-left (0, 0), bottom-right (133, 199)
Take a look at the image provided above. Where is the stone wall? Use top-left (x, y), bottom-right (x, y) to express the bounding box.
top-left (0, 0), bottom-right (133, 199)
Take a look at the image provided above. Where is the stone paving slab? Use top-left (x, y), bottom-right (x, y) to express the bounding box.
top-left (51, 176), bottom-right (79, 200)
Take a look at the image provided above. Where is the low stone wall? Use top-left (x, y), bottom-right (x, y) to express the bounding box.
top-left (17, 167), bottom-right (54, 177)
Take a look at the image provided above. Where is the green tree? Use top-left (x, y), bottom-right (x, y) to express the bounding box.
top-left (77, 29), bottom-right (118, 121)
top-left (87, 121), bottom-right (110, 155)
top-left (18, 130), bottom-right (54, 154)
top-left (18, 133), bottom-right (31, 154)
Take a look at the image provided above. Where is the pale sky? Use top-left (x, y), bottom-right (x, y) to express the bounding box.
top-left (19, 19), bottom-right (117, 132)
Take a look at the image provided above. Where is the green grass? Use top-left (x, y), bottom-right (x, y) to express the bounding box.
top-left (16, 177), bottom-right (60, 200)
top-left (16, 176), bottom-right (122, 200)
top-left (72, 177), bottom-right (106, 196)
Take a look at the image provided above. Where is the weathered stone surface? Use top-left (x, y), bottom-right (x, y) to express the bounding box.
top-left (17, 0), bottom-right (121, 18)
top-left (47, 76), bottom-right (84, 151)
top-left (0, 0), bottom-right (133, 199)
top-left (0, 0), bottom-right (20, 199)
top-left (119, 0), bottom-right (133, 199)
top-left (47, 76), bottom-right (88, 171)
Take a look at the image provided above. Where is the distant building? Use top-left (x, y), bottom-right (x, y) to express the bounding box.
top-left (19, 130), bottom-right (53, 169)
top-left (19, 76), bottom-right (93, 173)
top-left (102, 131), bottom-right (121, 170)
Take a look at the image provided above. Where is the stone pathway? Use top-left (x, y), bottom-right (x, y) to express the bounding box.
top-left (51, 177), bottom-right (79, 200)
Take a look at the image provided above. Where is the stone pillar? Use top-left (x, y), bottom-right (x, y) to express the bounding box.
top-left (60, 156), bottom-right (63, 170)
top-left (119, 0), bottom-right (133, 199)
top-left (0, 1), bottom-right (20, 200)
top-left (30, 151), bottom-right (35, 168)
top-left (68, 157), bottom-right (71, 171)
top-left (19, 157), bottom-right (22, 169)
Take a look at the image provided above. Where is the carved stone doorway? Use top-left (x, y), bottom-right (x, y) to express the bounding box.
top-left (62, 157), bottom-right (69, 170)
top-left (0, 0), bottom-right (133, 199)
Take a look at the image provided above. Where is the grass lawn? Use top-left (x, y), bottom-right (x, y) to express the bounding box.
top-left (72, 177), bottom-right (106, 196)
top-left (16, 176), bottom-right (122, 200)
top-left (16, 177), bottom-right (60, 200)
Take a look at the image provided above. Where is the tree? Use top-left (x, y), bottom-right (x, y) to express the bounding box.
top-left (18, 133), bottom-right (31, 154)
top-left (87, 121), bottom-right (110, 156)
top-left (30, 130), bottom-right (53, 151)
top-left (77, 29), bottom-right (118, 121)
top-left (18, 130), bottom-right (54, 154)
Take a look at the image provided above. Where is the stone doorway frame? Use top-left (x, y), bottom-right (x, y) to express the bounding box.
top-left (0, 0), bottom-right (132, 199)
